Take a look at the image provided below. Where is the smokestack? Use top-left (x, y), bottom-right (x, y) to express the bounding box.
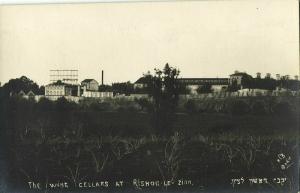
top-left (101, 70), bottom-right (104, 85)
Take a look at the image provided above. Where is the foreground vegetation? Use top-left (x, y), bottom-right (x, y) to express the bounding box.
top-left (0, 95), bottom-right (299, 193)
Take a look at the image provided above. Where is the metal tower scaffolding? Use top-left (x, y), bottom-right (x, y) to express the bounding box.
top-left (50, 69), bottom-right (78, 85)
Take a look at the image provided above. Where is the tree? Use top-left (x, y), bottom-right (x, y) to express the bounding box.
top-left (1, 76), bottom-right (43, 97)
top-left (145, 63), bottom-right (181, 136)
top-left (278, 78), bottom-right (300, 91)
top-left (98, 84), bottom-right (113, 92)
top-left (37, 97), bottom-right (54, 111)
top-left (134, 98), bottom-right (152, 111)
top-left (177, 83), bottom-right (190, 95)
top-left (112, 82), bottom-right (134, 95)
top-left (52, 97), bottom-right (77, 136)
top-left (227, 80), bottom-right (239, 92)
top-left (38, 86), bottom-right (45, 95)
top-left (241, 75), bottom-right (253, 89)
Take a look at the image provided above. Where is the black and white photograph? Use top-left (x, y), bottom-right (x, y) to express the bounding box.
top-left (0, 0), bottom-right (299, 192)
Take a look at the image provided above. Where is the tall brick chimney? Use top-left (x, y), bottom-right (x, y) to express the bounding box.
top-left (101, 70), bottom-right (104, 85)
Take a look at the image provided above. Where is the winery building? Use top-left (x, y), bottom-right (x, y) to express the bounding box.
top-left (45, 81), bottom-right (76, 96)
top-left (133, 77), bottom-right (229, 94)
top-left (81, 79), bottom-right (99, 91)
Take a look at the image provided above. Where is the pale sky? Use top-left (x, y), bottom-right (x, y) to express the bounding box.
top-left (0, 0), bottom-right (299, 86)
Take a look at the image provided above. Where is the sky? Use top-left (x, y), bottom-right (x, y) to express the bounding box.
top-left (0, 0), bottom-right (299, 86)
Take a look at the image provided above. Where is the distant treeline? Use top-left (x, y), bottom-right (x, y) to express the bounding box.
top-left (0, 76), bottom-right (45, 97)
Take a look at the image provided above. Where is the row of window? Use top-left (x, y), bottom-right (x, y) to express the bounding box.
top-left (46, 90), bottom-right (64, 96)
top-left (83, 92), bottom-right (113, 98)
top-left (179, 79), bottom-right (229, 84)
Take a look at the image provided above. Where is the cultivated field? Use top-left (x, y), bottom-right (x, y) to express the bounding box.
top-left (0, 96), bottom-right (299, 192)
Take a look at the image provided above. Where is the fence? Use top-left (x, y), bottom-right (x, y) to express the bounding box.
top-left (179, 90), bottom-right (300, 100)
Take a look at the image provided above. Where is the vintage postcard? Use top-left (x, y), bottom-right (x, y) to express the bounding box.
top-left (0, 0), bottom-right (299, 193)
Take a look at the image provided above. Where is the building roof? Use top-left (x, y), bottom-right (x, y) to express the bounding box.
top-left (18, 90), bottom-right (26, 95)
top-left (135, 76), bottom-right (152, 84)
top-left (178, 78), bottom-right (228, 80)
top-left (27, 90), bottom-right (35, 96)
top-left (229, 72), bottom-right (252, 77)
top-left (134, 77), bottom-right (229, 85)
top-left (82, 79), bottom-right (98, 83)
top-left (46, 80), bottom-right (71, 86)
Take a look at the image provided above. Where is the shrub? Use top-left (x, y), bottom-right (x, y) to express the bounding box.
top-left (90, 102), bottom-right (111, 111)
top-left (184, 100), bottom-right (197, 114)
top-left (37, 97), bottom-right (54, 111)
top-left (273, 101), bottom-right (293, 115)
top-left (228, 99), bottom-right (250, 115)
top-left (117, 105), bottom-right (139, 113)
top-left (252, 100), bottom-right (267, 115)
top-left (134, 98), bottom-right (152, 111)
top-left (55, 97), bottom-right (77, 111)
top-left (279, 91), bottom-right (293, 97)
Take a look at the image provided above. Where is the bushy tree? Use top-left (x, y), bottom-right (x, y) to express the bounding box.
top-left (177, 83), bottom-right (190, 95)
top-left (241, 75), bottom-right (253, 89)
top-left (53, 97), bottom-right (78, 135)
top-left (37, 86), bottom-right (45, 95)
top-left (98, 84), bottom-right (113, 92)
top-left (145, 63), bottom-right (181, 136)
top-left (227, 80), bottom-right (239, 92)
top-left (112, 82), bottom-right (134, 95)
top-left (1, 76), bottom-right (42, 97)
